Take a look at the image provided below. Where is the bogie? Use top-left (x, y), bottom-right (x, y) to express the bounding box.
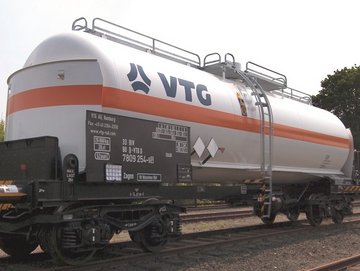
top-left (305, 205), bottom-right (324, 226)
top-left (46, 225), bottom-right (98, 265)
top-left (331, 209), bottom-right (344, 224)
top-left (285, 207), bottom-right (300, 222)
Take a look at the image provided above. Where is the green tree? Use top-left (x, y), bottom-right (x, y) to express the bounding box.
top-left (312, 65), bottom-right (360, 150)
top-left (0, 118), bottom-right (4, 142)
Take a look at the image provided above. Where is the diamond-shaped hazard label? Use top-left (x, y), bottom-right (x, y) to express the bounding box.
top-left (207, 138), bottom-right (219, 158)
top-left (193, 137), bottom-right (205, 157)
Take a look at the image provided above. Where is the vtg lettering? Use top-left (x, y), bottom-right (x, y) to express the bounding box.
top-left (158, 73), bottom-right (212, 106)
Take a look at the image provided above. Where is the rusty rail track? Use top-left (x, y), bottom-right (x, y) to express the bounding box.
top-left (182, 201), bottom-right (360, 223)
top-left (181, 208), bottom-right (253, 223)
top-left (304, 254), bottom-right (360, 271)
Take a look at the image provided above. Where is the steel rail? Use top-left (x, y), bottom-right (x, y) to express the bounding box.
top-left (182, 200), bottom-right (360, 223)
top-left (181, 209), bottom-right (253, 223)
top-left (304, 254), bottom-right (360, 271)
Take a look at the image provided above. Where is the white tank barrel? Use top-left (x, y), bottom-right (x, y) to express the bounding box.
top-left (6, 30), bottom-right (353, 184)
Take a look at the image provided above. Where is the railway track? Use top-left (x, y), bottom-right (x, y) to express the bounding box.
top-left (181, 208), bottom-right (253, 223)
top-left (182, 201), bottom-right (360, 223)
top-left (304, 254), bottom-right (360, 271)
top-left (186, 203), bottom-right (230, 211)
top-left (1, 214), bottom-right (360, 271)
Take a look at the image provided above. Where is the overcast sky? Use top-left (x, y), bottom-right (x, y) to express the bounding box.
top-left (0, 0), bottom-right (358, 118)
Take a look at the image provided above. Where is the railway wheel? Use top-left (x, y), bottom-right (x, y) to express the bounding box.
top-left (46, 225), bottom-right (97, 265)
top-left (331, 208), bottom-right (344, 224)
top-left (305, 205), bottom-right (323, 226)
top-left (286, 207), bottom-right (300, 222)
top-left (38, 227), bottom-right (51, 253)
top-left (0, 235), bottom-right (38, 259)
top-left (260, 213), bottom-right (276, 225)
top-left (131, 217), bottom-right (167, 252)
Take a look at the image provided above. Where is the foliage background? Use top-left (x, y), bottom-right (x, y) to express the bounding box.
top-left (312, 65), bottom-right (360, 150)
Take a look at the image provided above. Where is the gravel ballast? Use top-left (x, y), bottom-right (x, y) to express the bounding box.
top-left (174, 215), bottom-right (360, 271)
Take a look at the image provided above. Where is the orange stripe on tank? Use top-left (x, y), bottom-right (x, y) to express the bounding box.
top-left (273, 123), bottom-right (350, 149)
top-left (7, 85), bottom-right (102, 115)
top-left (6, 85), bottom-right (351, 149)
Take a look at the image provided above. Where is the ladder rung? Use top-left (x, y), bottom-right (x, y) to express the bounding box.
top-left (255, 102), bottom-right (268, 107)
top-left (255, 93), bottom-right (265, 97)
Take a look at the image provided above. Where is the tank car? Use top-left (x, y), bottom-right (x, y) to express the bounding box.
top-left (0, 17), bottom-right (356, 264)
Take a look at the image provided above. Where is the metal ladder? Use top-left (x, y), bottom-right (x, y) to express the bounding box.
top-left (202, 56), bottom-right (274, 219)
top-left (242, 71), bottom-right (274, 219)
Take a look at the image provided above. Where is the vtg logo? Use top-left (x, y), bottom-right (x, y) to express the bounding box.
top-left (127, 63), bottom-right (212, 106)
top-left (127, 63), bottom-right (152, 93)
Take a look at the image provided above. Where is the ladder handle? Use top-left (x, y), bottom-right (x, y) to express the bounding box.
top-left (203, 53), bottom-right (221, 66)
top-left (224, 53), bottom-right (235, 66)
top-left (72, 17), bottom-right (88, 31)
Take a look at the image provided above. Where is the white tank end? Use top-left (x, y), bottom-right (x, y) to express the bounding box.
top-left (342, 129), bottom-right (354, 177)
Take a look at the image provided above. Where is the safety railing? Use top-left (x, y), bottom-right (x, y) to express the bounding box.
top-left (72, 17), bottom-right (201, 68)
top-left (245, 62), bottom-right (312, 104)
top-left (272, 87), bottom-right (312, 105)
